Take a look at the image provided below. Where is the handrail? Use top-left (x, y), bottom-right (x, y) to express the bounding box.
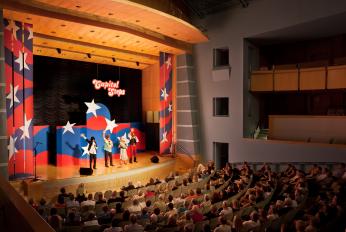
top-left (0, 175), bottom-right (55, 232)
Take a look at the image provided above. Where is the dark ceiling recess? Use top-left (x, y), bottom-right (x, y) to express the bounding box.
top-left (179, 0), bottom-right (250, 18)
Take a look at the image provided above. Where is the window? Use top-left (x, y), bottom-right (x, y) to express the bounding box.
top-left (213, 47), bottom-right (229, 68)
top-left (213, 142), bottom-right (229, 169)
top-left (213, 97), bottom-right (229, 116)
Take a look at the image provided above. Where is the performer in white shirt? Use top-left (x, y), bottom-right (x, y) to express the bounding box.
top-left (81, 134), bottom-right (98, 169)
top-left (103, 130), bottom-right (114, 167)
top-left (118, 136), bottom-right (128, 166)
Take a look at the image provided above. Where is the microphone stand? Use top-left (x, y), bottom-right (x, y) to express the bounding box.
top-left (33, 142), bottom-right (41, 181)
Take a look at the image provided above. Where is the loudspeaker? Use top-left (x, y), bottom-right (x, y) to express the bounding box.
top-left (79, 167), bottom-right (93, 175)
top-left (150, 155), bottom-right (159, 163)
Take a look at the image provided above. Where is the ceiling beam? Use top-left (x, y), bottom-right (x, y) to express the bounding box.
top-left (34, 44), bottom-right (153, 65)
top-left (3, 0), bottom-right (192, 53)
top-left (34, 32), bottom-right (158, 62)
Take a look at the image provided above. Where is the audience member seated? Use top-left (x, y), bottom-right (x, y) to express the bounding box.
top-left (124, 214), bottom-right (144, 232)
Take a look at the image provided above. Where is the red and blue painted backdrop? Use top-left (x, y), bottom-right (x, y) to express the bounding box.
top-left (56, 102), bottom-right (145, 167)
top-left (159, 52), bottom-right (173, 154)
top-left (4, 18), bottom-right (34, 178)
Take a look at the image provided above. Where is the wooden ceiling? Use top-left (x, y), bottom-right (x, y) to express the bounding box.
top-left (2, 0), bottom-right (208, 69)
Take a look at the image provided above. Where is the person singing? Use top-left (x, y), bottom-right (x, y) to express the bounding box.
top-left (103, 130), bottom-right (114, 167)
top-left (81, 134), bottom-right (97, 169)
top-left (118, 136), bottom-right (128, 166)
top-left (128, 129), bottom-right (139, 163)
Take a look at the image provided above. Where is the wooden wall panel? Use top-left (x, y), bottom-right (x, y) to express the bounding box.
top-left (300, 67), bottom-right (326, 90)
top-left (250, 70), bottom-right (273, 91)
top-left (274, 69), bottom-right (298, 91)
top-left (328, 65), bottom-right (346, 89)
top-left (142, 62), bottom-right (160, 120)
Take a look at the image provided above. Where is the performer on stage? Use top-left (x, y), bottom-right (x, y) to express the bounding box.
top-left (103, 130), bottom-right (114, 167)
top-left (128, 129), bottom-right (139, 163)
top-left (118, 136), bottom-right (128, 165)
top-left (81, 134), bottom-right (98, 169)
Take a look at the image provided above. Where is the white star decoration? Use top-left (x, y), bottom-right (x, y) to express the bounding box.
top-left (15, 52), bottom-right (30, 71)
top-left (81, 145), bottom-right (89, 157)
top-left (165, 57), bottom-right (172, 69)
top-left (8, 136), bottom-right (18, 160)
top-left (105, 118), bottom-right (118, 133)
top-left (6, 20), bottom-right (20, 41)
top-left (161, 131), bottom-right (168, 143)
top-left (168, 104), bottom-right (173, 112)
top-left (63, 121), bottom-right (76, 134)
top-left (27, 27), bottom-right (33, 40)
top-left (85, 99), bottom-right (101, 117)
top-left (6, 84), bottom-right (20, 108)
top-left (20, 114), bottom-right (32, 140)
top-left (161, 88), bottom-right (169, 101)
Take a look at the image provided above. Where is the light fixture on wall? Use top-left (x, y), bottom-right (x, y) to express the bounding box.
top-left (56, 48), bottom-right (61, 54)
top-left (87, 53), bottom-right (91, 58)
top-left (136, 61), bottom-right (139, 66)
top-left (112, 57), bottom-right (116, 62)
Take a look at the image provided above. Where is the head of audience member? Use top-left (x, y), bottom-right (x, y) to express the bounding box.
top-left (168, 195), bottom-right (173, 202)
top-left (119, 191), bottom-right (125, 198)
top-left (115, 203), bottom-right (122, 213)
top-left (295, 220), bottom-right (306, 232)
top-left (122, 210), bottom-right (130, 221)
top-left (130, 214), bottom-right (138, 224)
top-left (153, 207), bottom-right (160, 216)
top-left (87, 193), bottom-right (93, 201)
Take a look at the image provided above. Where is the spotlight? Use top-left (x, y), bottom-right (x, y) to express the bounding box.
top-left (136, 61), bottom-right (139, 66)
top-left (87, 53), bottom-right (91, 58)
top-left (56, 48), bottom-right (61, 54)
top-left (112, 58), bottom-right (116, 62)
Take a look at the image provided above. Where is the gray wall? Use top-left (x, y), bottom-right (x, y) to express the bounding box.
top-left (193, 0), bottom-right (346, 163)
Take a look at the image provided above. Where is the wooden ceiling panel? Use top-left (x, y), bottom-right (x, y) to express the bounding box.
top-left (32, 0), bottom-right (208, 43)
top-left (3, 0), bottom-right (208, 69)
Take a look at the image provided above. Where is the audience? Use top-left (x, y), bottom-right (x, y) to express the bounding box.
top-left (26, 161), bottom-right (346, 232)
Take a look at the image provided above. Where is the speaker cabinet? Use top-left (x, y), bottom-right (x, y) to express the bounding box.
top-left (79, 167), bottom-right (93, 175)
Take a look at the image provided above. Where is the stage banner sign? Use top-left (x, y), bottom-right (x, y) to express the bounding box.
top-left (159, 52), bottom-right (173, 154)
top-left (4, 19), bottom-right (34, 179)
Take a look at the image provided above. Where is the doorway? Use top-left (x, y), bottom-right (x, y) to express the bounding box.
top-left (213, 142), bottom-right (229, 169)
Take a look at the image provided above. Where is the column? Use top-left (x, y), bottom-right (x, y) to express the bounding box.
top-left (0, 10), bottom-right (8, 179)
top-left (176, 54), bottom-right (200, 155)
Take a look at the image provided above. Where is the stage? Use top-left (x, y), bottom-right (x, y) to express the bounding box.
top-left (13, 152), bottom-right (195, 202)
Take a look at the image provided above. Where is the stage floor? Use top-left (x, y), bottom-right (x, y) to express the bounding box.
top-left (13, 152), bottom-right (195, 201)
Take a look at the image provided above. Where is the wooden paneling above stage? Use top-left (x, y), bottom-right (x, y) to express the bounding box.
top-left (3, 0), bottom-right (208, 69)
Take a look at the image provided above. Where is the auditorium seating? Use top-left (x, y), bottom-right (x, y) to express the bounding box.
top-left (25, 161), bottom-right (346, 232)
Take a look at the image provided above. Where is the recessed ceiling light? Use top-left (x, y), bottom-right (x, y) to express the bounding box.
top-left (136, 41), bottom-right (140, 43)
top-left (26, 17), bottom-right (32, 20)
top-left (156, 27), bottom-right (160, 30)
top-left (102, 41), bottom-right (106, 44)
top-left (90, 30), bottom-right (95, 33)
top-left (79, 36), bottom-right (83, 39)
top-left (42, 42), bottom-right (47, 45)
top-left (123, 46), bottom-right (126, 48)
top-left (141, 49), bottom-right (144, 52)
top-left (61, 24), bottom-right (66, 27)
top-left (51, 31), bottom-right (56, 34)
top-left (108, 13), bottom-right (113, 16)
top-left (76, 5), bottom-right (81, 8)
top-left (135, 20), bottom-right (140, 23)
top-left (154, 45), bottom-right (158, 48)
top-left (173, 33), bottom-right (177, 36)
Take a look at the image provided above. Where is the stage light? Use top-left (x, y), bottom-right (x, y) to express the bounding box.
top-left (56, 48), bottom-right (61, 54)
top-left (136, 61), bottom-right (139, 66)
top-left (87, 53), bottom-right (91, 58)
top-left (112, 58), bottom-right (116, 62)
